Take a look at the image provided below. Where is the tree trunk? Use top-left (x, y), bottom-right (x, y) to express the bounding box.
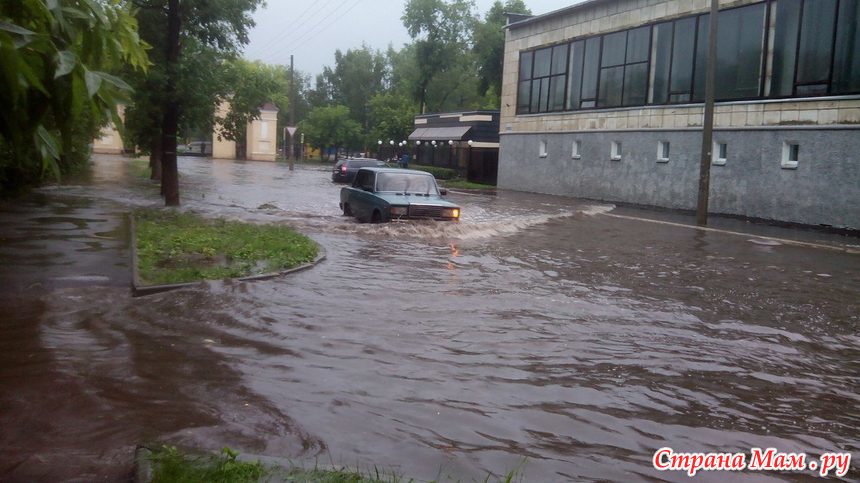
top-left (160, 0), bottom-right (181, 206)
top-left (149, 133), bottom-right (162, 181)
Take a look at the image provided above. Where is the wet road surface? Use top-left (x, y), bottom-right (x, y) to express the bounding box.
top-left (0, 155), bottom-right (858, 481)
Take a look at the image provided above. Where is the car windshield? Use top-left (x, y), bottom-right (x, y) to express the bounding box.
top-left (376, 172), bottom-right (438, 195)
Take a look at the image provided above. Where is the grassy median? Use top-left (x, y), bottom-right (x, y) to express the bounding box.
top-left (149, 446), bottom-right (398, 483)
top-left (135, 210), bottom-right (318, 286)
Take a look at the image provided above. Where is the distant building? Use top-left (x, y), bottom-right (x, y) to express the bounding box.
top-left (92, 105), bottom-right (126, 154)
top-left (408, 110), bottom-right (500, 185)
top-left (213, 101), bottom-right (279, 161)
top-left (499, 0), bottom-right (860, 228)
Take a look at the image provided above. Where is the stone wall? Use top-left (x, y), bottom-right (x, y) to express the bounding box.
top-left (498, 128), bottom-right (860, 228)
top-left (497, 0), bottom-right (860, 227)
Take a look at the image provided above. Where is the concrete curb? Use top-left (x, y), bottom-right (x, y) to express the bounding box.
top-left (130, 214), bottom-right (327, 297)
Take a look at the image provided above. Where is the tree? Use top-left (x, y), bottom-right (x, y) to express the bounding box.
top-left (127, 0), bottom-right (263, 205)
top-left (215, 59), bottom-right (288, 158)
top-left (0, 0), bottom-right (148, 193)
top-left (367, 93), bottom-right (417, 149)
top-left (301, 105), bottom-right (361, 161)
top-left (323, 45), bottom-right (387, 143)
top-left (401, 0), bottom-right (476, 113)
top-left (473, 1), bottom-right (530, 107)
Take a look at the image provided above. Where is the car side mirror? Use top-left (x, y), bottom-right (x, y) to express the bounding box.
top-left (439, 188), bottom-right (447, 196)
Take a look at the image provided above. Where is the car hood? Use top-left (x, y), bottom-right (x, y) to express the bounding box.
top-left (375, 192), bottom-right (459, 207)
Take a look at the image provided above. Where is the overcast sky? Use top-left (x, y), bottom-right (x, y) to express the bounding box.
top-left (242, 0), bottom-right (577, 76)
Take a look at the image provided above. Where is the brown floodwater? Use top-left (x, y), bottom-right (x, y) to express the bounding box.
top-left (0, 155), bottom-right (857, 482)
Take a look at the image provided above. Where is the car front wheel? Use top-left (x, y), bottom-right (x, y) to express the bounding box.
top-left (342, 203), bottom-right (352, 216)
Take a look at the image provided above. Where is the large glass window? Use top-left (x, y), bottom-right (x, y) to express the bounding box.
top-left (517, 45), bottom-right (569, 114)
top-left (669, 17), bottom-right (697, 102)
top-left (566, 40), bottom-right (585, 109)
top-left (650, 22), bottom-right (673, 104)
top-left (516, 52), bottom-right (533, 113)
top-left (771, 0), bottom-right (801, 96)
top-left (716, 3), bottom-right (767, 99)
top-left (795, 0), bottom-right (837, 95)
top-left (833, 0), bottom-right (860, 93)
top-left (580, 37), bottom-right (601, 108)
top-left (597, 27), bottom-right (650, 107)
top-left (515, 0), bottom-right (859, 114)
top-left (770, 0), bottom-right (859, 97)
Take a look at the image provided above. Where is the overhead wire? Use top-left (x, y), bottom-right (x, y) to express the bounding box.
top-left (265, 0), bottom-right (364, 66)
top-left (290, 0), bottom-right (364, 51)
top-left (247, 0), bottom-right (352, 62)
top-left (243, 0), bottom-right (341, 59)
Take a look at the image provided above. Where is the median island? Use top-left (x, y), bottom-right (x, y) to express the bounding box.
top-left (134, 210), bottom-right (319, 286)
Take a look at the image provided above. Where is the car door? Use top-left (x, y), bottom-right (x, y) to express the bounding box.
top-left (349, 170), bottom-right (377, 221)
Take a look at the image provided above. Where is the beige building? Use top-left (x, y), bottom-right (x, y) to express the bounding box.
top-left (245, 102), bottom-right (279, 161)
top-left (213, 101), bottom-right (279, 161)
top-left (499, 0), bottom-right (860, 228)
top-left (212, 100), bottom-right (237, 159)
top-left (92, 105), bottom-right (126, 154)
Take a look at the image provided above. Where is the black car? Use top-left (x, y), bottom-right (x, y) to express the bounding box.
top-left (332, 158), bottom-right (387, 183)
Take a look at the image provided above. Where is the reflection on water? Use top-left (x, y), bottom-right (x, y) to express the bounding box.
top-left (0, 155), bottom-right (857, 481)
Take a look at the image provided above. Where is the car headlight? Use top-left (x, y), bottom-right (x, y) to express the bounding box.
top-left (442, 208), bottom-right (460, 219)
top-left (390, 206), bottom-right (408, 216)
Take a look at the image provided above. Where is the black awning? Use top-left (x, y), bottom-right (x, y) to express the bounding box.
top-left (408, 126), bottom-right (472, 141)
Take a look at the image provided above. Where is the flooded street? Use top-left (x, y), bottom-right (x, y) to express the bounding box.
top-left (0, 155), bottom-right (857, 482)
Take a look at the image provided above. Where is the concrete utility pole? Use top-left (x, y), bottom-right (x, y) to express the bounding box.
top-left (696, 0), bottom-right (719, 226)
top-left (288, 54), bottom-right (295, 171)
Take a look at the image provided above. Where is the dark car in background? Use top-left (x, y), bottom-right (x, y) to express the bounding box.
top-left (332, 158), bottom-right (387, 183)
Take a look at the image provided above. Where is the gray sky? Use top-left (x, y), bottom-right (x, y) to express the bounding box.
top-left (242, 0), bottom-right (576, 76)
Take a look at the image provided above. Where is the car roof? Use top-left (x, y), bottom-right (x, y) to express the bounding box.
top-left (358, 167), bottom-right (434, 176)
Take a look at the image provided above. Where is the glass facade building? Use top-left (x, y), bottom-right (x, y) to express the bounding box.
top-left (516, 0), bottom-right (860, 115)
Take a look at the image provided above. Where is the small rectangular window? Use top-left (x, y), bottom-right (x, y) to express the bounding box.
top-left (657, 141), bottom-right (670, 162)
top-left (539, 140), bottom-right (548, 158)
top-left (611, 141), bottom-right (622, 160)
top-left (713, 142), bottom-right (728, 165)
top-left (260, 121), bottom-right (268, 139)
top-left (572, 140), bottom-right (582, 159)
top-left (781, 141), bottom-right (799, 169)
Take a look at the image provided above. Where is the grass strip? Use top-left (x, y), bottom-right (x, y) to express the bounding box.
top-left (148, 446), bottom-right (525, 483)
top-left (135, 209), bottom-right (318, 286)
top-left (130, 158), bottom-right (151, 178)
top-left (149, 446), bottom-right (396, 483)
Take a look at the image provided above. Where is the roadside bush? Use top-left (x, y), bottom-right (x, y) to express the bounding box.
top-left (410, 164), bottom-right (456, 180)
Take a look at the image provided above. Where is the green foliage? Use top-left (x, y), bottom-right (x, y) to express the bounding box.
top-left (473, 1), bottom-right (531, 106)
top-left (300, 105), bottom-right (362, 157)
top-left (0, 0), bottom-right (149, 193)
top-left (215, 59), bottom-right (289, 154)
top-left (123, 0), bottom-right (263, 174)
top-left (367, 93), bottom-right (417, 147)
top-left (150, 446), bottom-right (267, 483)
top-left (322, 46), bottom-right (387, 133)
top-left (135, 209), bottom-right (318, 285)
top-left (401, 0), bottom-right (476, 112)
top-left (409, 164), bottom-right (457, 180)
